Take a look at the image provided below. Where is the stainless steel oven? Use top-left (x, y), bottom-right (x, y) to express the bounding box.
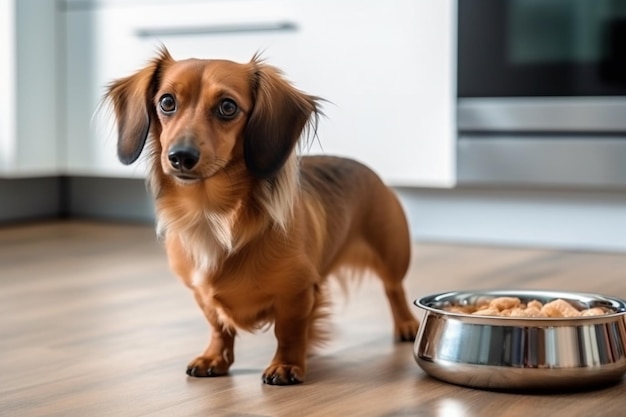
top-left (457, 0), bottom-right (626, 188)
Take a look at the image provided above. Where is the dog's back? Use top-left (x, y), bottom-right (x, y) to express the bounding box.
top-left (300, 155), bottom-right (411, 291)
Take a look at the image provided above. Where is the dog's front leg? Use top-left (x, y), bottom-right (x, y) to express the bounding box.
top-left (186, 291), bottom-right (236, 377)
top-left (165, 237), bottom-right (235, 377)
top-left (262, 288), bottom-right (314, 385)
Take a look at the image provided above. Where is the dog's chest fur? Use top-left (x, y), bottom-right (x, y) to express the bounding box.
top-left (158, 205), bottom-right (237, 275)
top-left (161, 205), bottom-right (270, 328)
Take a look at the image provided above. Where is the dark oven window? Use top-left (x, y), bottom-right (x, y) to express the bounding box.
top-left (458, 0), bottom-right (626, 97)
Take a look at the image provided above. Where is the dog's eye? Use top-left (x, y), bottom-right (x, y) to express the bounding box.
top-left (217, 99), bottom-right (238, 119)
top-left (159, 94), bottom-right (176, 114)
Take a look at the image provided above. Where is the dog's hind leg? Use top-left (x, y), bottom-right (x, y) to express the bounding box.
top-left (262, 289), bottom-right (313, 385)
top-left (365, 191), bottom-right (420, 342)
top-left (380, 270), bottom-right (420, 342)
top-left (366, 248), bottom-right (420, 341)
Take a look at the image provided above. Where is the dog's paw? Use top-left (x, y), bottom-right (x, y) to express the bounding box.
top-left (262, 363), bottom-right (304, 385)
top-left (396, 319), bottom-right (420, 342)
top-left (186, 356), bottom-right (231, 378)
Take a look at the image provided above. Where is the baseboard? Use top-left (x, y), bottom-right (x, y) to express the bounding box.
top-left (0, 176), bottom-right (155, 224)
top-left (0, 177), bottom-right (63, 223)
top-left (66, 176), bottom-right (155, 223)
top-left (3, 177), bottom-right (626, 252)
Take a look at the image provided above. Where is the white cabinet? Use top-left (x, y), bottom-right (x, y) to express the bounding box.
top-left (0, 0), bottom-right (60, 177)
top-left (65, 0), bottom-right (456, 187)
top-left (295, 0), bottom-right (456, 187)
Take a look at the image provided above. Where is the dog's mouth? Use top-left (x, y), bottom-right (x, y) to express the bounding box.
top-left (165, 163), bottom-right (224, 185)
top-left (171, 173), bottom-right (203, 185)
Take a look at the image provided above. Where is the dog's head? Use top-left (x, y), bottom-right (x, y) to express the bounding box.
top-left (106, 48), bottom-right (319, 182)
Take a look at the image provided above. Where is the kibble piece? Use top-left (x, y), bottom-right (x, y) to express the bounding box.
top-left (472, 307), bottom-right (501, 316)
top-left (510, 306), bottom-right (544, 318)
top-left (581, 307), bottom-right (606, 316)
top-left (488, 297), bottom-right (521, 310)
top-left (541, 299), bottom-right (581, 318)
top-left (447, 306), bottom-right (475, 314)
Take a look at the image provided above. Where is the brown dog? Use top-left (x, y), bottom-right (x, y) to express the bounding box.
top-left (106, 47), bottom-right (419, 385)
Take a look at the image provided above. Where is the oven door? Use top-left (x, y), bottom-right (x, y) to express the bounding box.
top-left (457, 0), bottom-right (626, 188)
top-left (459, 0), bottom-right (626, 99)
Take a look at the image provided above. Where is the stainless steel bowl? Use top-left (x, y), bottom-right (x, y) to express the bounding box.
top-left (414, 290), bottom-right (626, 390)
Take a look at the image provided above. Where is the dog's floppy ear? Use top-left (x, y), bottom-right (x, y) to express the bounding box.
top-left (106, 48), bottom-right (173, 165)
top-left (244, 60), bottom-right (319, 178)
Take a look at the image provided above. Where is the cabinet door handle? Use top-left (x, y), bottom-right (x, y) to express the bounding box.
top-left (135, 21), bottom-right (298, 38)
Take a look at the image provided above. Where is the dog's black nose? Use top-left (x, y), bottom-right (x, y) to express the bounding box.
top-left (168, 145), bottom-right (200, 170)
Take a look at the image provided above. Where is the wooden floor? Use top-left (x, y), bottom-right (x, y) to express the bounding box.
top-left (2, 221), bottom-right (626, 417)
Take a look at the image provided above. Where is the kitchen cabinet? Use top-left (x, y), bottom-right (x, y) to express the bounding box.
top-left (0, 0), bottom-right (60, 177)
top-left (295, 0), bottom-right (456, 187)
top-left (64, 0), bottom-right (456, 187)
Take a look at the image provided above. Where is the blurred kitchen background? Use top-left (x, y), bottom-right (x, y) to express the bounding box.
top-left (2, 0), bottom-right (626, 252)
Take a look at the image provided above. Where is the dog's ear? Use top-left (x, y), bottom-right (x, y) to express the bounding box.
top-left (244, 61), bottom-right (319, 178)
top-left (106, 48), bottom-right (173, 165)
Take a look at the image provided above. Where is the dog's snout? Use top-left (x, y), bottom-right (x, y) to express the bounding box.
top-left (168, 145), bottom-right (200, 171)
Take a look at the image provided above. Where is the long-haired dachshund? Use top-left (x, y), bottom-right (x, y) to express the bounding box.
top-left (106, 47), bottom-right (419, 385)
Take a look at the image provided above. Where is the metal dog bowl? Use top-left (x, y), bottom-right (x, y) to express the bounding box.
top-left (414, 290), bottom-right (626, 390)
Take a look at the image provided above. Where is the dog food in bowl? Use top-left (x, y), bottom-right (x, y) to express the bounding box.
top-left (444, 296), bottom-right (610, 318)
top-left (414, 290), bottom-right (626, 390)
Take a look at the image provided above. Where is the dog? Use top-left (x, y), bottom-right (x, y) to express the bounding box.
top-left (105, 47), bottom-right (419, 385)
